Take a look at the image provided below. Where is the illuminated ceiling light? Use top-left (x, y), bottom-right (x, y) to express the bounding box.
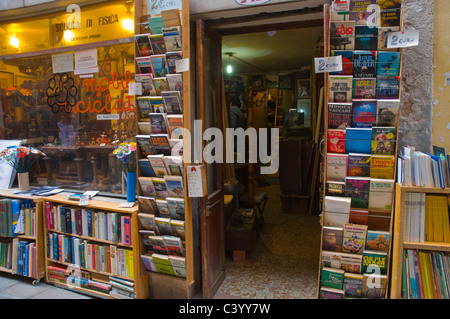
top-left (9, 35), bottom-right (19, 48)
top-left (225, 52), bottom-right (233, 74)
top-left (226, 64), bottom-right (233, 74)
top-left (63, 29), bottom-right (75, 42)
top-left (121, 18), bottom-right (134, 32)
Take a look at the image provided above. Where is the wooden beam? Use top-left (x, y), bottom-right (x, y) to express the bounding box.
top-left (217, 19), bottom-right (323, 36)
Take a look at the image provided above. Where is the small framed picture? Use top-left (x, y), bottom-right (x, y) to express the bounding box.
top-left (278, 75), bottom-right (292, 89)
top-left (298, 79), bottom-right (311, 97)
top-left (248, 73), bottom-right (265, 91)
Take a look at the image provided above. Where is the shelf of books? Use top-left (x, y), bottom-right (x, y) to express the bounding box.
top-left (41, 194), bottom-right (148, 299)
top-left (134, 0), bottom-right (196, 298)
top-left (318, 0), bottom-right (403, 299)
top-left (0, 190), bottom-right (45, 284)
top-left (390, 182), bottom-right (450, 298)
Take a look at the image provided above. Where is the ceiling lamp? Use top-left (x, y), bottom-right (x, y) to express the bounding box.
top-left (9, 35), bottom-right (19, 48)
top-left (225, 52), bottom-right (233, 74)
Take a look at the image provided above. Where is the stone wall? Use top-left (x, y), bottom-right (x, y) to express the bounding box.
top-left (398, 0), bottom-right (434, 153)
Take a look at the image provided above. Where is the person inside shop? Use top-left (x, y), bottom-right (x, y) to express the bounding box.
top-left (229, 95), bottom-right (246, 130)
top-left (0, 113), bottom-right (21, 139)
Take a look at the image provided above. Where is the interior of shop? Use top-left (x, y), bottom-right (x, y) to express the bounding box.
top-left (216, 26), bottom-right (324, 298)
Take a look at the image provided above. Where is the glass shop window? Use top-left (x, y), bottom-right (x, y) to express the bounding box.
top-left (0, 42), bottom-right (136, 196)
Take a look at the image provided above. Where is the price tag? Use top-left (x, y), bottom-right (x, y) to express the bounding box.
top-left (387, 30), bottom-right (419, 48)
top-left (128, 82), bottom-right (143, 96)
top-left (79, 195), bottom-right (90, 206)
top-left (314, 56), bottom-right (343, 73)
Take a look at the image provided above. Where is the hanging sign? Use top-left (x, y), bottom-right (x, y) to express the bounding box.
top-left (387, 30), bottom-right (419, 48)
top-left (314, 55), bottom-right (343, 73)
top-left (186, 165), bottom-right (207, 197)
top-left (235, 0), bottom-right (271, 6)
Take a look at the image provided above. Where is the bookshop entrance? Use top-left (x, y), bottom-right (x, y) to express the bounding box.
top-left (201, 18), bottom-right (325, 298)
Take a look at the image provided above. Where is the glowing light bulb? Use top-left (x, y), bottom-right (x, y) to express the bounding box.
top-left (226, 64), bottom-right (233, 74)
top-left (63, 30), bottom-right (75, 42)
top-left (121, 18), bottom-right (134, 32)
top-left (9, 35), bottom-right (19, 48)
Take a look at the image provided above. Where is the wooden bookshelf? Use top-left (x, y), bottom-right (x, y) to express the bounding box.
top-left (0, 189), bottom-right (46, 284)
top-left (134, 0), bottom-right (199, 298)
top-left (41, 194), bottom-right (149, 299)
top-left (390, 184), bottom-right (450, 299)
top-left (317, 2), bottom-right (404, 299)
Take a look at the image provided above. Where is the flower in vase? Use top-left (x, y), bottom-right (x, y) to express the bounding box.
top-left (113, 142), bottom-right (137, 172)
top-left (0, 146), bottom-right (46, 173)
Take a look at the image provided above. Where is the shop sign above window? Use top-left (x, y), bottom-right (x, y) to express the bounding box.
top-left (235, 0), bottom-right (271, 6)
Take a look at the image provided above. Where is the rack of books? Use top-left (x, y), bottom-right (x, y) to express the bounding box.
top-left (42, 194), bottom-right (148, 299)
top-left (0, 190), bottom-right (45, 284)
top-left (319, 0), bottom-right (403, 299)
top-left (134, 0), bottom-right (196, 298)
top-left (390, 184), bottom-right (450, 299)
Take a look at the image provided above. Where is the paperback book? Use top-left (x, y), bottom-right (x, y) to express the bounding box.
top-left (371, 126), bottom-right (396, 155)
top-left (326, 153), bottom-right (348, 182)
top-left (351, 99), bottom-right (377, 128)
top-left (342, 223), bottom-right (368, 254)
top-left (376, 76), bottom-right (400, 99)
top-left (135, 73), bottom-right (157, 96)
top-left (325, 181), bottom-right (346, 197)
top-left (328, 76), bottom-right (353, 103)
top-left (377, 51), bottom-right (400, 77)
top-left (152, 177), bottom-right (168, 198)
top-left (149, 34), bottom-right (167, 55)
top-left (149, 113), bottom-right (168, 134)
top-left (322, 226), bottom-right (344, 252)
top-left (165, 51), bottom-right (183, 74)
top-left (368, 178), bottom-right (394, 211)
top-left (153, 77), bottom-right (170, 95)
top-left (330, 50), bottom-right (353, 76)
top-left (365, 230), bottom-right (391, 252)
top-left (135, 34), bottom-right (152, 57)
top-left (330, 21), bottom-right (355, 51)
top-left (328, 102), bottom-right (352, 129)
top-left (345, 176), bottom-right (370, 209)
top-left (376, 99), bottom-right (400, 126)
top-left (380, 8), bottom-right (401, 27)
top-left (361, 250), bottom-right (388, 275)
top-left (370, 155), bottom-right (395, 179)
top-left (135, 56), bottom-right (152, 74)
top-left (150, 134), bottom-right (171, 156)
top-left (354, 25), bottom-right (378, 50)
top-left (353, 50), bottom-right (377, 78)
top-left (151, 55), bottom-right (168, 77)
top-left (352, 78), bottom-right (376, 99)
top-left (345, 127), bottom-right (372, 155)
top-left (162, 91), bottom-right (183, 114)
top-left (164, 175), bottom-right (184, 198)
top-left (327, 129), bottom-right (346, 154)
top-left (162, 26), bottom-right (182, 51)
top-left (347, 153), bottom-right (371, 177)
top-left (147, 154), bottom-right (169, 177)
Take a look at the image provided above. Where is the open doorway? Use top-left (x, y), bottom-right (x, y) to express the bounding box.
top-left (215, 26), bottom-right (324, 299)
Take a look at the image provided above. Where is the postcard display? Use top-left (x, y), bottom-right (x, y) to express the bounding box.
top-left (134, 0), bottom-right (194, 298)
top-left (319, 0), bottom-right (403, 299)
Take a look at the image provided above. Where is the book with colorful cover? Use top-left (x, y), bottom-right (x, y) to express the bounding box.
top-left (162, 91), bottom-right (183, 114)
top-left (135, 73), bottom-right (157, 96)
top-left (138, 177), bottom-right (156, 198)
top-left (353, 50), bottom-right (377, 78)
top-left (368, 178), bottom-right (394, 211)
top-left (319, 287), bottom-right (345, 299)
top-left (341, 252), bottom-right (363, 274)
top-left (153, 77), bottom-right (169, 96)
top-left (148, 15), bottom-right (164, 33)
top-left (343, 273), bottom-right (364, 298)
top-left (166, 73), bottom-right (183, 92)
top-left (163, 155), bottom-right (183, 176)
top-left (362, 250), bottom-right (388, 275)
top-left (352, 78), bottom-right (376, 99)
top-left (151, 177), bottom-right (168, 198)
top-left (362, 273), bottom-right (387, 298)
top-left (342, 223), bottom-right (368, 254)
top-left (351, 99), bottom-right (377, 128)
top-left (166, 115), bottom-right (184, 139)
top-left (327, 129), bottom-right (346, 154)
top-left (150, 134), bottom-right (171, 155)
top-left (326, 153), bottom-right (348, 182)
top-left (376, 99), bottom-right (400, 126)
top-left (370, 155), bottom-right (395, 179)
top-left (150, 54), bottom-right (168, 77)
top-left (345, 127), bottom-right (372, 154)
top-left (377, 51), bottom-right (400, 77)
top-left (156, 199), bottom-right (171, 218)
top-left (349, 0), bottom-right (377, 23)
top-left (371, 126), bottom-right (396, 155)
top-left (169, 255), bottom-right (186, 278)
top-left (376, 76), bottom-right (400, 99)
top-left (322, 250), bottom-right (343, 269)
top-left (149, 34), bottom-right (167, 55)
top-left (138, 158), bottom-right (156, 177)
top-left (330, 50), bottom-right (353, 76)
top-left (321, 267), bottom-right (345, 289)
top-left (136, 97), bottom-right (152, 120)
top-left (167, 197), bottom-right (185, 221)
top-left (328, 76), bottom-right (353, 103)
top-left (378, 0), bottom-right (402, 9)
top-left (345, 176), bottom-right (370, 209)
top-left (328, 102), bottom-right (352, 129)
top-left (135, 34), bottom-right (152, 57)
top-left (136, 135), bottom-right (154, 157)
top-left (165, 51), bottom-right (183, 74)
top-left (322, 226), bottom-right (344, 252)
top-left (137, 196), bottom-right (158, 215)
top-left (135, 56), bottom-right (152, 74)
top-left (164, 175), bottom-right (184, 198)
top-left (147, 154), bottom-right (169, 177)
top-left (365, 230), bottom-right (391, 252)
top-left (354, 25), bottom-right (378, 50)
top-left (163, 235), bottom-right (184, 257)
top-left (149, 113), bottom-right (168, 134)
top-left (162, 26), bottom-right (182, 51)
top-left (347, 153), bottom-right (371, 177)
top-left (151, 253), bottom-right (175, 276)
top-left (325, 181), bottom-right (346, 197)
top-left (380, 8), bottom-right (401, 27)
top-left (330, 21), bottom-right (355, 51)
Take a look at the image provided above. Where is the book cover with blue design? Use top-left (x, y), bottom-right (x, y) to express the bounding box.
top-left (377, 51), bottom-right (400, 76)
top-left (353, 50), bottom-right (377, 78)
top-left (345, 127), bottom-right (372, 154)
top-left (376, 76), bottom-right (400, 99)
top-left (351, 99), bottom-right (377, 128)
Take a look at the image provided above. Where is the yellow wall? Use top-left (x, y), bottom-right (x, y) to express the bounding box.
top-left (432, 0), bottom-right (450, 151)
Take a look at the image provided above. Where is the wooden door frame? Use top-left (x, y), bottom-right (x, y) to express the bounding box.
top-left (196, 19), bottom-right (226, 299)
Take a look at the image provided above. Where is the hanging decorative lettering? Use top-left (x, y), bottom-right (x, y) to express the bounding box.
top-left (46, 73), bottom-right (78, 114)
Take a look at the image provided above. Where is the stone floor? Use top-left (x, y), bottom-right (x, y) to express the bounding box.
top-left (215, 184), bottom-right (321, 299)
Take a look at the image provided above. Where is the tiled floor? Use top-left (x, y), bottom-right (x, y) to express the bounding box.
top-left (0, 184), bottom-right (321, 300)
top-left (215, 184), bottom-right (322, 299)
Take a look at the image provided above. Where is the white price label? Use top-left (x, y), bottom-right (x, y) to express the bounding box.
top-left (387, 30), bottom-right (419, 48)
top-left (314, 56), bottom-right (343, 73)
